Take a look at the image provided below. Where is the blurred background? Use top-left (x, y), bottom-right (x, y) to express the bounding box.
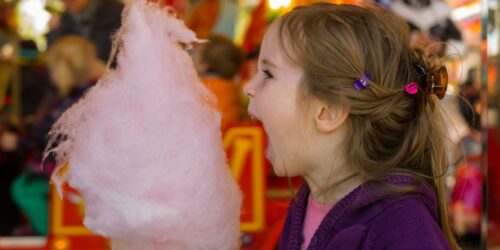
top-left (0, 0), bottom-right (496, 249)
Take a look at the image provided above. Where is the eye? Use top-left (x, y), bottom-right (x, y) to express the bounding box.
top-left (263, 69), bottom-right (273, 79)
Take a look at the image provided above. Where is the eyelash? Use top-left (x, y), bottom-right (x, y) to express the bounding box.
top-left (263, 69), bottom-right (273, 79)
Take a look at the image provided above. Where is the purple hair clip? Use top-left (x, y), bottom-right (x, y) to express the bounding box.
top-left (354, 71), bottom-right (372, 90)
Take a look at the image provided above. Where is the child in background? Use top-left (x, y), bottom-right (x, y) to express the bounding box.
top-left (23, 35), bottom-right (105, 156)
top-left (244, 3), bottom-right (458, 249)
top-left (11, 35), bottom-right (104, 235)
top-left (193, 35), bottom-right (243, 130)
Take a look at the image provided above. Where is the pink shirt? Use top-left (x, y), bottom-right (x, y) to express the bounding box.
top-left (301, 195), bottom-right (334, 249)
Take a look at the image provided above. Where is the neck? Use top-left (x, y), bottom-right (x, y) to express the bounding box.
top-left (301, 121), bottom-right (365, 205)
top-left (303, 152), bottom-right (364, 205)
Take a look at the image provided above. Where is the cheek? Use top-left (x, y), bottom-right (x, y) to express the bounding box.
top-left (256, 87), bottom-right (298, 132)
top-left (253, 96), bottom-right (268, 116)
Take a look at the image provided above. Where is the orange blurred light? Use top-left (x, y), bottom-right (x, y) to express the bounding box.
top-left (52, 237), bottom-right (70, 250)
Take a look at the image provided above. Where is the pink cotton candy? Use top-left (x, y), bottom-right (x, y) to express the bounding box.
top-left (44, 1), bottom-right (242, 249)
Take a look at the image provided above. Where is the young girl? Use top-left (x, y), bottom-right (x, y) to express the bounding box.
top-left (244, 3), bottom-right (458, 249)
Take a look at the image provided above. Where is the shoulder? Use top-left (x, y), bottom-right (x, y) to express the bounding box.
top-left (363, 197), bottom-right (450, 250)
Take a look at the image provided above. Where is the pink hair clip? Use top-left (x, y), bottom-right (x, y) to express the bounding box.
top-left (404, 82), bottom-right (418, 95)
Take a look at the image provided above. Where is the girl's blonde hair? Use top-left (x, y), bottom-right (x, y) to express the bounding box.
top-left (277, 3), bottom-right (459, 248)
top-left (47, 35), bottom-right (103, 95)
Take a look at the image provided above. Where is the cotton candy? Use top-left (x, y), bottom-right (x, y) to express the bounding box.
top-left (45, 1), bottom-right (242, 249)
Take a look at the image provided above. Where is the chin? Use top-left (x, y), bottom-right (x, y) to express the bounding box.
top-left (271, 163), bottom-right (293, 177)
top-left (268, 158), bottom-right (283, 176)
top-left (273, 169), bottom-right (287, 177)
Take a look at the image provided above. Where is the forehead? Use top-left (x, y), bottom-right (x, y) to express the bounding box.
top-left (260, 22), bottom-right (289, 66)
top-left (262, 22), bottom-right (279, 49)
top-left (261, 21), bottom-right (304, 74)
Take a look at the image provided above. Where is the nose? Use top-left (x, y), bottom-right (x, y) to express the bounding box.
top-left (244, 78), bottom-right (255, 98)
top-left (244, 78), bottom-right (259, 119)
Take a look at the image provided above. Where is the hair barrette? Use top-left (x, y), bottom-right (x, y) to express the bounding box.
top-left (413, 64), bottom-right (448, 100)
top-left (354, 71), bottom-right (372, 90)
top-left (428, 65), bottom-right (448, 99)
top-left (404, 82), bottom-right (418, 95)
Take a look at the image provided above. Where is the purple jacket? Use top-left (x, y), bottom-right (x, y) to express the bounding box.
top-left (279, 175), bottom-right (451, 250)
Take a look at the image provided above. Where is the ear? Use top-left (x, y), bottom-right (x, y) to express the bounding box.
top-left (314, 102), bottom-right (349, 133)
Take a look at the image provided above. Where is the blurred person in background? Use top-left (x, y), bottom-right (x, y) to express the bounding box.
top-left (17, 40), bottom-right (51, 121)
top-left (0, 40), bottom-right (50, 235)
top-left (0, 5), bottom-right (38, 235)
top-left (459, 68), bottom-right (481, 132)
top-left (10, 36), bottom-right (105, 235)
top-left (375, 0), bottom-right (462, 56)
top-left (450, 136), bottom-right (482, 249)
top-left (450, 143), bottom-right (482, 249)
top-left (193, 35), bottom-right (244, 130)
top-left (0, 123), bottom-right (22, 235)
top-left (449, 68), bottom-right (483, 249)
top-left (46, 0), bottom-right (124, 62)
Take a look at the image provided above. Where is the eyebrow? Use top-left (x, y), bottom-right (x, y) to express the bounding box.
top-left (261, 59), bottom-right (278, 69)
